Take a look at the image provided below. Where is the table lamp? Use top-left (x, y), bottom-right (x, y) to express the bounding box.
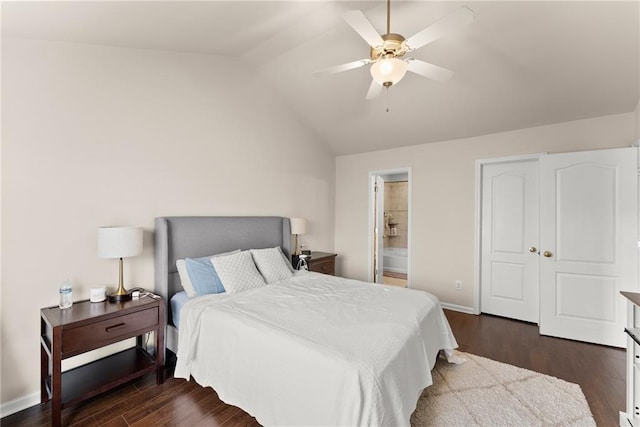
top-left (98, 226), bottom-right (143, 302)
top-left (290, 218), bottom-right (307, 256)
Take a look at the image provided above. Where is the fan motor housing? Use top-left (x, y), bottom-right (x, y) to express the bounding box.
top-left (370, 33), bottom-right (408, 61)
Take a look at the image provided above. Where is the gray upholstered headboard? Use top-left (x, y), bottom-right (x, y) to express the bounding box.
top-left (154, 216), bottom-right (291, 326)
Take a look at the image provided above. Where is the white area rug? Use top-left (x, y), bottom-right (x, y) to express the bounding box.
top-left (411, 352), bottom-right (596, 426)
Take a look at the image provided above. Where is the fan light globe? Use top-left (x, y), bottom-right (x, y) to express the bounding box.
top-left (370, 57), bottom-right (408, 86)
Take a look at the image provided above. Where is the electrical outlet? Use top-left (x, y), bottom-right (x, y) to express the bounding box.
top-left (455, 280), bottom-right (463, 291)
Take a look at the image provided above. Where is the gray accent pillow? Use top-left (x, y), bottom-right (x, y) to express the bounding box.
top-left (212, 251), bottom-right (266, 294)
top-left (250, 247), bottom-right (294, 284)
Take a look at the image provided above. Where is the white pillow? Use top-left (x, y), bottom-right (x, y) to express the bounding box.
top-left (176, 249), bottom-right (240, 297)
top-left (176, 259), bottom-right (196, 297)
top-left (250, 247), bottom-right (294, 284)
top-left (212, 251), bottom-right (266, 294)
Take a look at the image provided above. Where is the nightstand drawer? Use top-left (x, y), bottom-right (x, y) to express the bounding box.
top-left (309, 258), bottom-right (335, 275)
top-left (63, 307), bottom-right (159, 354)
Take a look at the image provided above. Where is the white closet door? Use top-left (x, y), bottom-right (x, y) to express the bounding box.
top-left (481, 160), bottom-right (540, 323)
top-left (539, 147), bottom-right (638, 347)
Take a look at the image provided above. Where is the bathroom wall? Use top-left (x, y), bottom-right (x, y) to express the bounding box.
top-left (383, 181), bottom-right (408, 249)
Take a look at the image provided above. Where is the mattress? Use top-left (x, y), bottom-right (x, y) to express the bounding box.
top-left (174, 271), bottom-right (457, 426)
top-left (169, 291), bottom-right (191, 329)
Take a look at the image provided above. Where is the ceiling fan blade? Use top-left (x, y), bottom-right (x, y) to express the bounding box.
top-left (314, 59), bottom-right (371, 77)
top-left (343, 10), bottom-right (384, 47)
top-left (366, 80), bottom-right (383, 100)
top-left (405, 6), bottom-right (474, 51)
top-left (406, 58), bottom-right (454, 82)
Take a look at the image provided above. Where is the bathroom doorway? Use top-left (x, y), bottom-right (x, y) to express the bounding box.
top-left (368, 168), bottom-right (411, 288)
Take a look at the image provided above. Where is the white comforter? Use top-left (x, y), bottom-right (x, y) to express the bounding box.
top-left (174, 271), bottom-right (457, 427)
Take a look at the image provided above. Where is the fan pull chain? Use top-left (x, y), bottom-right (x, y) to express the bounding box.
top-left (386, 86), bottom-right (390, 113)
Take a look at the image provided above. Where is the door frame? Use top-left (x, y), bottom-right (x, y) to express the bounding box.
top-left (474, 153), bottom-right (544, 314)
top-left (368, 167), bottom-right (412, 287)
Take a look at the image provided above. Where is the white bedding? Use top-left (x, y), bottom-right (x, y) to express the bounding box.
top-left (174, 271), bottom-right (458, 426)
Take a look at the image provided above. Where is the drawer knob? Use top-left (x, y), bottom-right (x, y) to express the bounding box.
top-left (106, 323), bottom-right (126, 332)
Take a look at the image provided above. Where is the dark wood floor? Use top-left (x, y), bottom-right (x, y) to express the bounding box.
top-left (445, 310), bottom-right (626, 427)
top-left (3, 310), bottom-right (625, 426)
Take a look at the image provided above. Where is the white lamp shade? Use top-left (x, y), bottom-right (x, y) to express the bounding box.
top-left (98, 226), bottom-right (143, 259)
top-left (370, 57), bottom-right (409, 86)
top-left (290, 218), bottom-right (307, 235)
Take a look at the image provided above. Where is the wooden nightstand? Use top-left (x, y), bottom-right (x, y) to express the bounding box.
top-left (306, 251), bottom-right (337, 276)
top-left (40, 295), bottom-right (165, 427)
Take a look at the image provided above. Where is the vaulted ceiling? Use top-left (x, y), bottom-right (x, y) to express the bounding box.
top-left (3, 1), bottom-right (639, 155)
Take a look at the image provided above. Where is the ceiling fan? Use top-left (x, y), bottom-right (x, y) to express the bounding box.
top-left (315, 0), bottom-right (474, 100)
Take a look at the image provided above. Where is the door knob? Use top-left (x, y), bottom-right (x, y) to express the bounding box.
top-left (543, 251), bottom-right (553, 258)
top-left (529, 246), bottom-right (537, 253)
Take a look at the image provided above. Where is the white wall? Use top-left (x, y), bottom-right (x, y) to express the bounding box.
top-left (1, 38), bottom-right (335, 407)
top-left (335, 112), bottom-right (637, 310)
top-left (635, 98), bottom-right (640, 140)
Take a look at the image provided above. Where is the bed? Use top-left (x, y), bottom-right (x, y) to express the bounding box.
top-left (154, 216), bottom-right (458, 426)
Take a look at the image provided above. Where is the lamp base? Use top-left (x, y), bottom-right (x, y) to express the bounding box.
top-left (109, 258), bottom-right (132, 303)
top-left (108, 292), bottom-right (132, 303)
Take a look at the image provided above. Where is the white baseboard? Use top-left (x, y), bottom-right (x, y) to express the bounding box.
top-left (441, 302), bottom-right (475, 314)
top-left (1, 391), bottom-right (40, 418)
